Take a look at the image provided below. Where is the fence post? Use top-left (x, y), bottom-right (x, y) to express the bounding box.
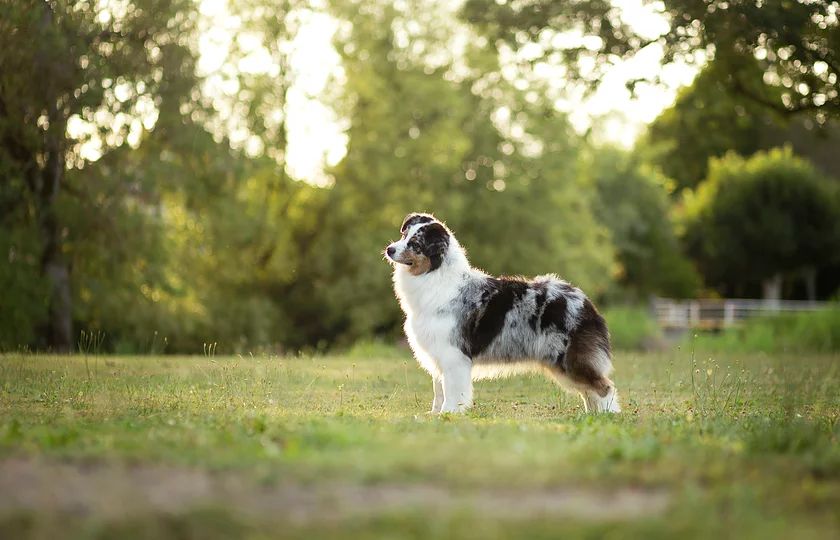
top-left (690, 301), bottom-right (700, 328)
top-left (723, 301), bottom-right (735, 328)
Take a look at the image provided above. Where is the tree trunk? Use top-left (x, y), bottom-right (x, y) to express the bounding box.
top-left (26, 0), bottom-right (73, 351)
top-left (803, 268), bottom-right (817, 303)
top-left (761, 273), bottom-right (782, 311)
top-left (39, 130), bottom-right (73, 352)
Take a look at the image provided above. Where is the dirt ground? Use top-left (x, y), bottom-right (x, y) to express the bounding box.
top-left (0, 457), bottom-right (669, 523)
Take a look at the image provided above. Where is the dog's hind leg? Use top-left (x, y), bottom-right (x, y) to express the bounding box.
top-left (564, 347), bottom-right (621, 414)
top-left (567, 344), bottom-right (620, 413)
top-left (581, 379), bottom-right (620, 413)
top-left (546, 365), bottom-right (620, 413)
top-left (553, 303), bottom-right (621, 413)
top-left (575, 307), bottom-right (620, 413)
top-left (544, 364), bottom-right (620, 414)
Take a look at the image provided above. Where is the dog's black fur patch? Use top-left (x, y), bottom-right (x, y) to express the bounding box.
top-left (401, 213), bottom-right (434, 234)
top-left (460, 277), bottom-right (528, 357)
top-left (528, 284), bottom-right (548, 331)
top-left (406, 222), bottom-right (450, 272)
top-left (540, 296), bottom-right (569, 333)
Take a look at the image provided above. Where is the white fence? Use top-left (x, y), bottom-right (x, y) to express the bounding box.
top-left (651, 298), bottom-right (830, 330)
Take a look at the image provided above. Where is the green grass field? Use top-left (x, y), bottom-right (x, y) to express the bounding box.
top-left (1, 346), bottom-right (838, 539)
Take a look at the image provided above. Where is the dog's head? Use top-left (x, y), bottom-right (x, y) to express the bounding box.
top-left (384, 213), bottom-right (451, 276)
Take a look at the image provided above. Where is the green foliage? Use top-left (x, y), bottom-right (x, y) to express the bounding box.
top-left (0, 0), bottom-right (633, 353)
top-left (0, 0), bottom-right (200, 349)
top-left (666, 0), bottom-right (840, 120)
top-left (691, 307), bottom-right (840, 354)
top-left (643, 61), bottom-right (785, 192)
top-left (277, 0), bottom-right (615, 348)
top-left (0, 223), bottom-right (46, 350)
top-left (62, 122), bottom-right (321, 353)
top-left (462, 0), bottom-right (840, 122)
top-left (461, 0), bottom-right (641, 89)
top-left (681, 148), bottom-right (840, 297)
top-left (6, 0), bottom-right (836, 353)
top-left (644, 59), bottom-right (840, 193)
top-left (602, 306), bottom-right (662, 351)
top-left (586, 147), bottom-right (700, 298)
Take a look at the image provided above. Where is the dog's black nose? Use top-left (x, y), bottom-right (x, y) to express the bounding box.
top-left (386, 246), bottom-right (396, 257)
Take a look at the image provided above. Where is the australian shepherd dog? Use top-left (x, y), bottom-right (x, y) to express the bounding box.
top-left (385, 213), bottom-right (620, 414)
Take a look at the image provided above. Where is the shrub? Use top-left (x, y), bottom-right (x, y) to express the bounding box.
top-left (602, 306), bottom-right (662, 351)
top-left (681, 148), bottom-right (840, 298)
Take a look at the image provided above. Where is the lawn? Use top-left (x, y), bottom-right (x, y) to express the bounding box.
top-left (0, 345), bottom-right (838, 539)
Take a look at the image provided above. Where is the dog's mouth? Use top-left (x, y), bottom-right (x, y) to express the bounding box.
top-left (385, 254), bottom-right (413, 267)
top-left (384, 251), bottom-right (412, 266)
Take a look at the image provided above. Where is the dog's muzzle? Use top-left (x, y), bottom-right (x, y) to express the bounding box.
top-left (384, 243), bottom-right (400, 263)
top-left (384, 243), bottom-right (412, 266)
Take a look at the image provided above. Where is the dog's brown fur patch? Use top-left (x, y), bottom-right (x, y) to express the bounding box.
top-left (405, 251), bottom-right (432, 275)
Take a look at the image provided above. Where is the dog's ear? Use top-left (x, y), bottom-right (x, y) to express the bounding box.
top-left (422, 222), bottom-right (450, 270)
top-left (423, 223), bottom-right (449, 252)
top-left (400, 212), bottom-right (434, 233)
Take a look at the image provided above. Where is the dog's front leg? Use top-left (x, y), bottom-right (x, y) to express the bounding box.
top-left (431, 377), bottom-right (444, 414)
top-left (438, 350), bottom-right (473, 414)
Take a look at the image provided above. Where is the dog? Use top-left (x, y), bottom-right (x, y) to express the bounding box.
top-left (385, 213), bottom-right (620, 414)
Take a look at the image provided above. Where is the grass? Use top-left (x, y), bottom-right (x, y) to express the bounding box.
top-left (691, 307), bottom-right (840, 354)
top-left (601, 305), bottom-right (840, 354)
top-left (0, 346), bottom-right (838, 539)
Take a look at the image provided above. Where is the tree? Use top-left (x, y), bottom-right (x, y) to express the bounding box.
top-left (585, 146), bottom-right (699, 299)
top-left (644, 58), bottom-right (840, 192)
top-left (682, 148), bottom-right (840, 300)
top-left (0, 0), bottom-right (197, 349)
top-left (643, 60), bottom-right (783, 192)
top-left (279, 0), bottom-right (615, 347)
top-left (461, 0), bottom-right (840, 123)
top-left (62, 117), bottom-right (314, 353)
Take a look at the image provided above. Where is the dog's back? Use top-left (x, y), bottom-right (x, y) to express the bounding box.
top-left (453, 273), bottom-right (619, 412)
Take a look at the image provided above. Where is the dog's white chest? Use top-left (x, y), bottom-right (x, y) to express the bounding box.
top-left (392, 261), bottom-right (475, 377)
top-left (404, 313), bottom-right (456, 375)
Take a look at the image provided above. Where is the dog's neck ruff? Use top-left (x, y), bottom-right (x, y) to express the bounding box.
top-left (393, 238), bottom-right (475, 317)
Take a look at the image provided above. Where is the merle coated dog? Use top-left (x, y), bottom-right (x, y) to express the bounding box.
top-left (385, 213), bottom-right (620, 414)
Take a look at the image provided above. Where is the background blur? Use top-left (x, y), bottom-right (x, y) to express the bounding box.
top-left (2, 0), bottom-right (839, 354)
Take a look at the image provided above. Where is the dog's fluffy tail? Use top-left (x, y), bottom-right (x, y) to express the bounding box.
top-left (565, 299), bottom-right (620, 413)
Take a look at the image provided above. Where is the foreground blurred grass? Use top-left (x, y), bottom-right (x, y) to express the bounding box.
top-left (0, 347), bottom-right (838, 539)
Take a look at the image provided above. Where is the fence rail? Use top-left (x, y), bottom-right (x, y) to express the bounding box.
top-left (651, 298), bottom-right (830, 330)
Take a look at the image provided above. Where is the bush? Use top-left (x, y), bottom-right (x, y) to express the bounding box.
top-left (602, 306), bottom-right (662, 351)
top-left (587, 146), bottom-right (700, 299)
top-left (691, 307), bottom-right (840, 354)
top-left (681, 148), bottom-right (840, 298)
